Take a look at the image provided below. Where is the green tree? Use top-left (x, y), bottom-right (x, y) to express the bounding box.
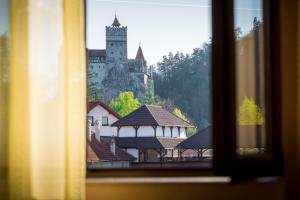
top-left (154, 43), bottom-right (211, 129)
top-left (172, 108), bottom-right (188, 122)
top-left (109, 91), bottom-right (140, 117)
top-left (238, 97), bottom-right (264, 125)
top-left (172, 108), bottom-right (198, 137)
top-left (140, 81), bottom-right (157, 105)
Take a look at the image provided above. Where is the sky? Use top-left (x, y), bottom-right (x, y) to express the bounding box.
top-left (0, 0), bottom-right (9, 35)
top-left (87, 0), bottom-right (212, 65)
top-left (1, 0), bottom-right (263, 66)
top-left (86, 0), bottom-right (262, 66)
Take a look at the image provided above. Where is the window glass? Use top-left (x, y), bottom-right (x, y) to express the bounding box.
top-left (0, 0), bottom-right (9, 196)
top-left (86, 0), bottom-right (212, 169)
top-left (102, 116), bottom-right (109, 126)
top-left (234, 0), bottom-right (266, 155)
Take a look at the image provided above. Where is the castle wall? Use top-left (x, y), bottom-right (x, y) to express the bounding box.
top-left (88, 62), bottom-right (106, 90)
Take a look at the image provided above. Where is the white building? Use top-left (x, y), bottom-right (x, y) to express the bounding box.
top-left (87, 101), bottom-right (135, 168)
top-left (88, 101), bottom-right (121, 137)
top-left (110, 105), bottom-right (194, 162)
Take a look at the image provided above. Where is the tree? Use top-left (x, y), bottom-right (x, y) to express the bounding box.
top-left (154, 42), bottom-right (211, 129)
top-left (140, 81), bottom-right (157, 105)
top-left (172, 108), bottom-right (188, 122)
top-left (172, 108), bottom-right (198, 137)
top-left (238, 96), bottom-right (264, 125)
top-left (234, 27), bottom-right (242, 39)
top-left (109, 91), bottom-right (140, 117)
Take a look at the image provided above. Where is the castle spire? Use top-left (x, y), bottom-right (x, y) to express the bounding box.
top-left (112, 13), bottom-right (121, 27)
top-left (135, 44), bottom-right (145, 61)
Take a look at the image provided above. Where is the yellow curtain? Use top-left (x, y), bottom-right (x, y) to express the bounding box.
top-left (1, 0), bottom-right (86, 199)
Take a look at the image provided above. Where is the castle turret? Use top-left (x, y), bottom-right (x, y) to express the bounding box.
top-left (135, 44), bottom-right (145, 61)
top-left (106, 15), bottom-right (127, 63)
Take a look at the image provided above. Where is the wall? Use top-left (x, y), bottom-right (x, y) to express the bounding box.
top-left (88, 105), bottom-right (118, 136)
top-left (88, 61), bottom-right (106, 91)
top-left (164, 127), bottom-right (171, 137)
top-left (156, 126), bottom-right (163, 137)
top-left (179, 127), bottom-right (186, 138)
top-left (281, 0), bottom-right (300, 199)
top-left (137, 126), bottom-right (154, 137)
top-left (86, 180), bottom-right (283, 200)
top-left (118, 126), bottom-right (185, 138)
top-left (87, 161), bottom-right (130, 169)
top-left (119, 126), bottom-right (135, 137)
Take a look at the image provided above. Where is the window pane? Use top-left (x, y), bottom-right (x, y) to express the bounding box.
top-left (102, 116), bottom-right (108, 126)
top-left (86, 0), bottom-right (212, 169)
top-left (234, 0), bottom-right (266, 155)
top-left (0, 0), bottom-right (9, 197)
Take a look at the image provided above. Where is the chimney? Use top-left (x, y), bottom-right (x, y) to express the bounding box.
top-left (88, 119), bottom-right (92, 142)
top-left (110, 138), bottom-right (116, 155)
top-left (95, 119), bottom-right (101, 142)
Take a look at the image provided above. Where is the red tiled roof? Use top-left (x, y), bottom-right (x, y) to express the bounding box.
top-left (87, 134), bottom-right (135, 161)
top-left (88, 101), bottom-right (121, 119)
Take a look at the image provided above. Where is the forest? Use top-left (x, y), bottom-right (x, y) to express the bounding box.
top-left (153, 42), bottom-right (211, 130)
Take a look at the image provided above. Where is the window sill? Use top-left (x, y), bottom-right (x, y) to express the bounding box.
top-left (86, 176), bottom-right (231, 184)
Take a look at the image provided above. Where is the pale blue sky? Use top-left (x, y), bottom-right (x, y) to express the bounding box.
top-left (87, 0), bottom-right (262, 65)
top-left (1, 0), bottom-right (262, 66)
top-left (86, 0), bottom-right (212, 65)
top-left (0, 0), bottom-right (9, 35)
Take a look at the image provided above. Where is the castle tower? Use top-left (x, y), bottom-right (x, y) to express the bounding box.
top-left (106, 15), bottom-right (127, 63)
top-left (135, 43), bottom-right (145, 61)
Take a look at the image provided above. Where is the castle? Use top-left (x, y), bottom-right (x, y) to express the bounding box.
top-left (88, 15), bottom-right (154, 102)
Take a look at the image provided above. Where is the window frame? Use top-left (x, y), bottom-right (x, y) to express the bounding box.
top-left (212, 0), bottom-right (283, 180)
top-left (101, 116), bottom-right (109, 126)
top-left (85, 0), bottom-right (283, 180)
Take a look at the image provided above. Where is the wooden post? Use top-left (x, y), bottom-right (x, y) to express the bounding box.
top-left (133, 126), bottom-right (139, 137)
top-left (152, 125), bottom-right (157, 137)
top-left (117, 126), bottom-right (121, 137)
